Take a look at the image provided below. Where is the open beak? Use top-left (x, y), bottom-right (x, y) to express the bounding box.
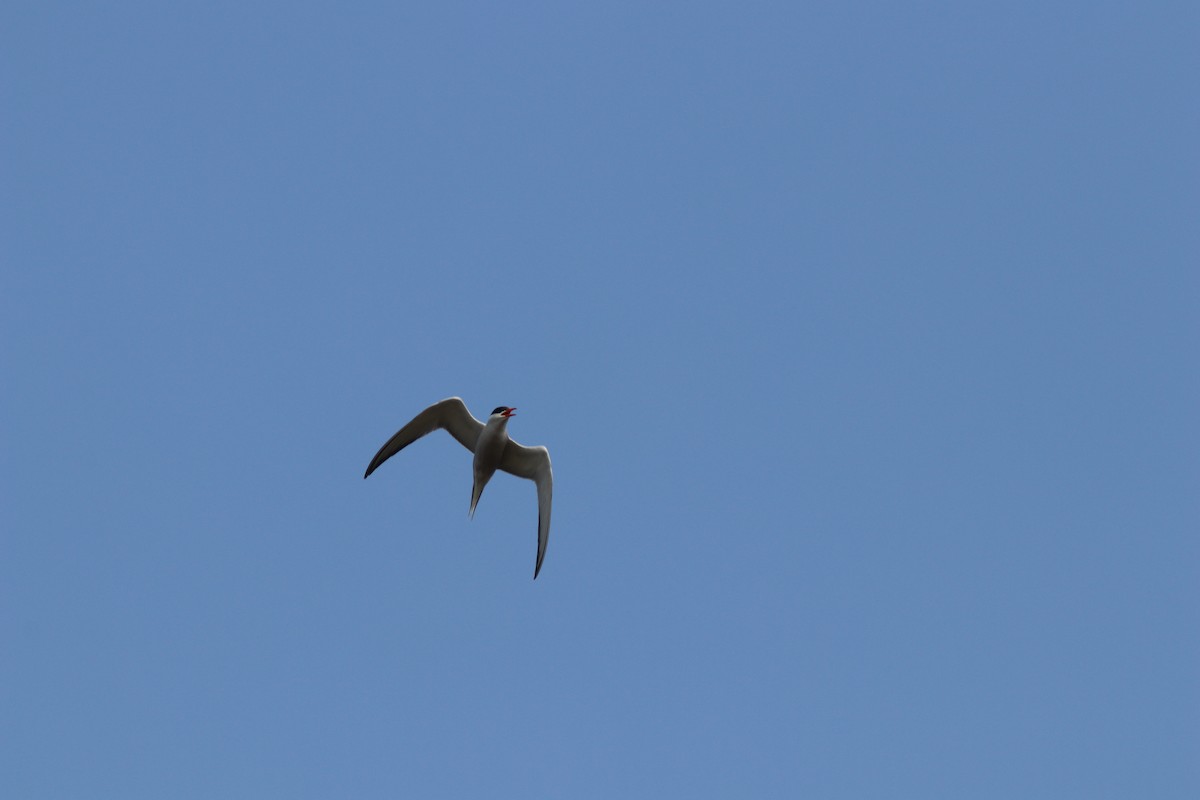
top-left (503, 408), bottom-right (517, 417)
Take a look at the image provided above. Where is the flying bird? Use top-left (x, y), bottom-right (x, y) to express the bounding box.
top-left (363, 397), bottom-right (554, 579)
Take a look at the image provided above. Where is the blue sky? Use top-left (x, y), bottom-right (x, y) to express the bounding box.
top-left (3, 2), bottom-right (1197, 797)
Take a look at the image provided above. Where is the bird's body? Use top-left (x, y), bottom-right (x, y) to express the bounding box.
top-left (469, 412), bottom-right (511, 517)
top-left (364, 398), bottom-right (554, 578)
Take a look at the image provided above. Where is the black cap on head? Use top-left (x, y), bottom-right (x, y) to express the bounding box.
top-left (491, 406), bottom-right (510, 415)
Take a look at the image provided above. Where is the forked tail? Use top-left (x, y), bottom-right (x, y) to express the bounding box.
top-left (469, 480), bottom-right (484, 518)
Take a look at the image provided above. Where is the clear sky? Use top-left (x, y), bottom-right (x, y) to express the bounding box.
top-left (3, 2), bottom-right (1196, 797)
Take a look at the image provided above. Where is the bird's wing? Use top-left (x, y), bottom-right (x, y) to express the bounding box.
top-left (363, 397), bottom-right (483, 479)
top-left (499, 441), bottom-right (553, 579)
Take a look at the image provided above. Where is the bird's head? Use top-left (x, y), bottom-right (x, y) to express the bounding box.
top-left (490, 406), bottom-right (516, 421)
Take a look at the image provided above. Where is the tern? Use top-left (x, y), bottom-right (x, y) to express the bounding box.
top-left (363, 397), bottom-right (554, 579)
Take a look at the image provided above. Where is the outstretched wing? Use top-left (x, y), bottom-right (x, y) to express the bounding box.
top-left (363, 397), bottom-right (483, 479)
top-left (499, 440), bottom-right (553, 579)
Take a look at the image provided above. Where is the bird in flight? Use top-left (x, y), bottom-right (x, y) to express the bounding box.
top-left (364, 397), bottom-right (554, 579)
